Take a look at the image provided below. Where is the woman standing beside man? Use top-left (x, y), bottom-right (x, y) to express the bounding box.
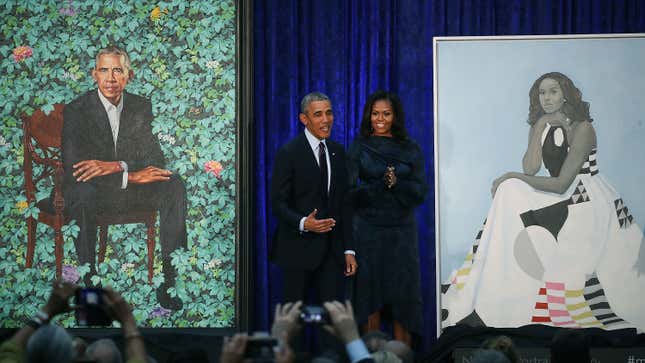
top-left (347, 90), bottom-right (428, 345)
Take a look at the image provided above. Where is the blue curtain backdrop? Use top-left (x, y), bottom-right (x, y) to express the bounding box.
top-left (253, 0), bottom-right (645, 351)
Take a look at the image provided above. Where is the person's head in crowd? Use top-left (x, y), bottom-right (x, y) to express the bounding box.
top-left (471, 349), bottom-right (512, 363)
top-left (72, 337), bottom-right (89, 360)
top-left (551, 329), bottom-right (591, 363)
top-left (481, 335), bottom-right (518, 363)
top-left (361, 331), bottom-right (389, 353)
top-left (25, 324), bottom-right (74, 363)
top-left (85, 338), bottom-right (123, 363)
top-left (359, 90), bottom-right (408, 141)
top-left (371, 349), bottom-right (402, 363)
top-left (384, 340), bottom-right (413, 363)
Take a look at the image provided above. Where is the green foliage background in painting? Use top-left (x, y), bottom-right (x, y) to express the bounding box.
top-left (0, 0), bottom-right (236, 328)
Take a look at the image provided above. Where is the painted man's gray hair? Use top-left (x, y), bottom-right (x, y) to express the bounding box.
top-left (300, 92), bottom-right (331, 114)
top-left (95, 45), bottom-right (132, 74)
top-left (26, 324), bottom-right (73, 363)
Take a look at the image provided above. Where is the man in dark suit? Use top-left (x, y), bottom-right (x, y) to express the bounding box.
top-left (62, 46), bottom-right (186, 309)
top-left (270, 92), bottom-right (358, 305)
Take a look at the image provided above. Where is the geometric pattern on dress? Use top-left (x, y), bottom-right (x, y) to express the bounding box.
top-left (569, 180), bottom-right (591, 205)
top-left (579, 148), bottom-right (598, 176)
top-left (583, 273), bottom-right (626, 327)
top-left (446, 219), bottom-right (487, 291)
top-left (530, 274), bottom-right (628, 329)
top-left (614, 198), bottom-right (634, 229)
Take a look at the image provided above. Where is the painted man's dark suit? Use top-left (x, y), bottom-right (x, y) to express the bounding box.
top-left (62, 90), bottom-right (187, 285)
top-left (270, 132), bottom-right (352, 303)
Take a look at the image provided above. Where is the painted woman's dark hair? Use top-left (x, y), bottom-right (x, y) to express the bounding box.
top-left (528, 72), bottom-right (592, 125)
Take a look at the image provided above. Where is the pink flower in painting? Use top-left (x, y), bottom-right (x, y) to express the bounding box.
top-left (59, 0), bottom-right (76, 16)
top-left (62, 264), bottom-right (80, 283)
top-left (12, 46), bottom-right (33, 63)
top-left (204, 161), bottom-right (223, 178)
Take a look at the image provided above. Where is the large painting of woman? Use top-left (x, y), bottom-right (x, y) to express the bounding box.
top-left (440, 70), bottom-right (645, 330)
top-left (435, 36), bottom-right (645, 333)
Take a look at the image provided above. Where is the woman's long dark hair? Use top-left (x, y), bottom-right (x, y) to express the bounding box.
top-left (359, 90), bottom-right (409, 141)
top-left (528, 72), bottom-right (592, 125)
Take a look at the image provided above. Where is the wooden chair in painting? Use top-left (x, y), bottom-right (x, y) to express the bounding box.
top-left (22, 104), bottom-right (157, 283)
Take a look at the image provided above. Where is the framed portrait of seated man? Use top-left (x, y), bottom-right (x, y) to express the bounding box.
top-left (0, 0), bottom-right (253, 333)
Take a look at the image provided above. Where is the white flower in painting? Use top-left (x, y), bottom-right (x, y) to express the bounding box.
top-left (205, 60), bottom-right (220, 70)
top-left (62, 71), bottom-right (79, 81)
top-left (158, 133), bottom-right (176, 145)
top-left (203, 258), bottom-right (223, 271)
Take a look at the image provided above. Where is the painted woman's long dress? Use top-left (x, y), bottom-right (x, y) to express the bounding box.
top-left (441, 124), bottom-right (645, 330)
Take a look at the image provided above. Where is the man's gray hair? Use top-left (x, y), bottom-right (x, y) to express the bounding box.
top-left (26, 324), bottom-right (73, 363)
top-left (86, 338), bottom-right (123, 363)
top-left (300, 92), bottom-right (331, 114)
top-left (95, 45), bottom-right (132, 74)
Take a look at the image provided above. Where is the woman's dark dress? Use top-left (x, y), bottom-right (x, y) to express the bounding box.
top-left (347, 136), bottom-right (428, 334)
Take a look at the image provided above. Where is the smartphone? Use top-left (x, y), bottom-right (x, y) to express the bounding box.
top-left (299, 305), bottom-right (330, 324)
top-left (74, 288), bottom-right (112, 326)
top-left (243, 336), bottom-right (278, 360)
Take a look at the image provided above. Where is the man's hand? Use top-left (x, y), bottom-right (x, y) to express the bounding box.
top-left (41, 280), bottom-right (78, 317)
top-left (274, 334), bottom-right (295, 363)
top-left (271, 301), bottom-right (302, 343)
top-left (102, 286), bottom-right (134, 325)
top-left (219, 333), bottom-right (248, 363)
top-left (344, 254), bottom-right (357, 276)
top-left (128, 166), bottom-right (172, 184)
top-left (73, 160), bottom-right (121, 182)
top-left (303, 209), bottom-right (335, 233)
top-left (102, 286), bottom-right (147, 362)
top-left (322, 300), bottom-right (360, 344)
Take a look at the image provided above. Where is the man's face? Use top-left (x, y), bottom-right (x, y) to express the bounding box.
top-left (299, 100), bottom-right (334, 140)
top-left (92, 54), bottom-right (130, 105)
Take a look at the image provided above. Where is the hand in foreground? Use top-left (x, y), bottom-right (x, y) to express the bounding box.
top-left (102, 287), bottom-right (147, 362)
top-left (384, 166), bottom-right (397, 188)
top-left (303, 209), bottom-right (336, 233)
top-left (128, 166), bottom-right (172, 184)
top-left (322, 300), bottom-right (360, 344)
top-left (344, 254), bottom-right (357, 276)
top-left (219, 333), bottom-right (248, 363)
top-left (271, 301), bottom-right (302, 343)
top-left (102, 286), bottom-right (134, 324)
top-left (41, 280), bottom-right (78, 317)
top-left (73, 160), bottom-right (122, 182)
top-left (274, 334), bottom-right (295, 363)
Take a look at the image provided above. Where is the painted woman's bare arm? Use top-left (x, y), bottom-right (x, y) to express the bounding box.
top-left (515, 122), bottom-right (596, 194)
top-left (522, 120), bottom-right (547, 175)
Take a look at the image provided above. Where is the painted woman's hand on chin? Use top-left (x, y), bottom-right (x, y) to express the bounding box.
top-left (538, 110), bottom-right (568, 127)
